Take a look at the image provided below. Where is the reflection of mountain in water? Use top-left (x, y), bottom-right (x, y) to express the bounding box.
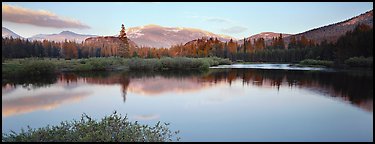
top-left (2, 69), bottom-right (373, 116)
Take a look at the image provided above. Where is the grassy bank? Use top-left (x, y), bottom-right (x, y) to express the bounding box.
top-left (298, 59), bottom-right (334, 67)
top-left (2, 57), bottom-right (232, 77)
top-left (297, 57), bottom-right (373, 69)
top-left (2, 112), bottom-right (180, 142)
top-left (128, 57), bottom-right (231, 71)
top-left (344, 56), bottom-right (373, 68)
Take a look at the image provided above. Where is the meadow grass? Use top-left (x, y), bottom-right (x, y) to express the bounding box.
top-left (299, 59), bottom-right (334, 67)
top-left (2, 57), bottom-right (231, 77)
top-left (344, 56), bottom-right (373, 68)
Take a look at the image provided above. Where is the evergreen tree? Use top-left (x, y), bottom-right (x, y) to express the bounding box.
top-left (243, 38), bottom-right (247, 53)
top-left (132, 51), bottom-right (139, 58)
top-left (118, 24), bottom-right (130, 58)
top-left (288, 36), bottom-right (297, 49)
top-left (278, 34), bottom-right (285, 49)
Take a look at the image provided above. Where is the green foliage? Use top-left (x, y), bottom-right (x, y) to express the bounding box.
top-left (2, 112), bottom-right (180, 142)
top-left (299, 59), bottom-right (334, 67)
top-left (344, 56), bottom-right (373, 68)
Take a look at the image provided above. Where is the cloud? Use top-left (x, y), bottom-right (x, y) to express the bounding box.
top-left (189, 15), bottom-right (232, 24)
top-left (2, 4), bottom-right (90, 29)
top-left (221, 26), bottom-right (248, 34)
top-left (205, 17), bottom-right (231, 23)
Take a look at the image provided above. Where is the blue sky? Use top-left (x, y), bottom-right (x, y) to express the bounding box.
top-left (2, 2), bottom-right (373, 39)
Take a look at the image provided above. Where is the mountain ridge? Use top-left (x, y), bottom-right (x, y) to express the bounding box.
top-left (2, 27), bottom-right (23, 39)
top-left (283, 9), bottom-right (373, 45)
top-left (28, 31), bottom-right (97, 43)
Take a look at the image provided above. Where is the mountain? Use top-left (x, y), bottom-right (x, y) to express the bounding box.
top-left (284, 9), bottom-right (373, 45)
top-left (2, 27), bottom-right (23, 39)
top-left (125, 24), bottom-right (236, 48)
top-left (238, 32), bottom-right (292, 45)
top-left (29, 31), bottom-right (97, 43)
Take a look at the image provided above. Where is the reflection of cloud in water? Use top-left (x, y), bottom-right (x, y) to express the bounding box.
top-left (128, 76), bottom-right (225, 96)
top-left (133, 114), bottom-right (160, 121)
top-left (2, 90), bottom-right (91, 117)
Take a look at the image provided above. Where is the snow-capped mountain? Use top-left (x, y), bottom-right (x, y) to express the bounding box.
top-left (125, 24), bottom-right (236, 48)
top-left (2, 27), bottom-right (23, 39)
top-left (28, 31), bottom-right (97, 43)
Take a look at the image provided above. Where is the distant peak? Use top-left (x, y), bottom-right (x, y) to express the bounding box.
top-left (259, 32), bottom-right (278, 34)
top-left (144, 24), bottom-right (162, 27)
top-left (60, 31), bottom-right (76, 35)
top-left (2, 27), bottom-right (11, 31)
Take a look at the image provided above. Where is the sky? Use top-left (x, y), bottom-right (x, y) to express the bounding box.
top-left (2, 2), bottom-right (373, 39)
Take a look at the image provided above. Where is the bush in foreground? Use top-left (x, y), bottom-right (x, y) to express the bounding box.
top-left (2, 112), bottom-right (180, 142)
top-left (344, 56), bottom-right (373, 68)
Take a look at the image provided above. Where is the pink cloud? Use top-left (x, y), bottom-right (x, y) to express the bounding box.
top-left (2, 4), bottom-right (90, 29)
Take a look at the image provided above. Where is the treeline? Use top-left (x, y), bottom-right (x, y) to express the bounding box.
top-left (2, 38), bottom-right (61, 58)
top-left (2, 24), bottom-right (373, 65)
top-left (1, 38), bottom-right (89, 59)
top-left (1, 37), bottom-right (170, 60)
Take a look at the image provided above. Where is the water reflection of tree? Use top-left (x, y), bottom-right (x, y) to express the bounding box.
top-left (2, 74), bottom-right (57, 90)
top-left (120, 76), bottom-right (130, 103)
top-left (60, 73), bottom-right (78, 84)
top-left (70, 72), bottom-right (131, 103)
top-left (74, 72), bottom-right (131, 103)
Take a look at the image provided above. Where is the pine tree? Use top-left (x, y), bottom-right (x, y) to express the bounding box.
top-left (243, 38), bottom-right (246, 53)
top-left (278, 34), bottom-right (285, 49)
top-left (288, 36), bottom-right (297, 49)
top-left (118, 24), bottom-right (130, 58)
top-left (132, 51), bottom-right (139, 57)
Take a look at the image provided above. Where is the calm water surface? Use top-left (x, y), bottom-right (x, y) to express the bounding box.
top-left (2, 65), bottom-right (373, 142)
